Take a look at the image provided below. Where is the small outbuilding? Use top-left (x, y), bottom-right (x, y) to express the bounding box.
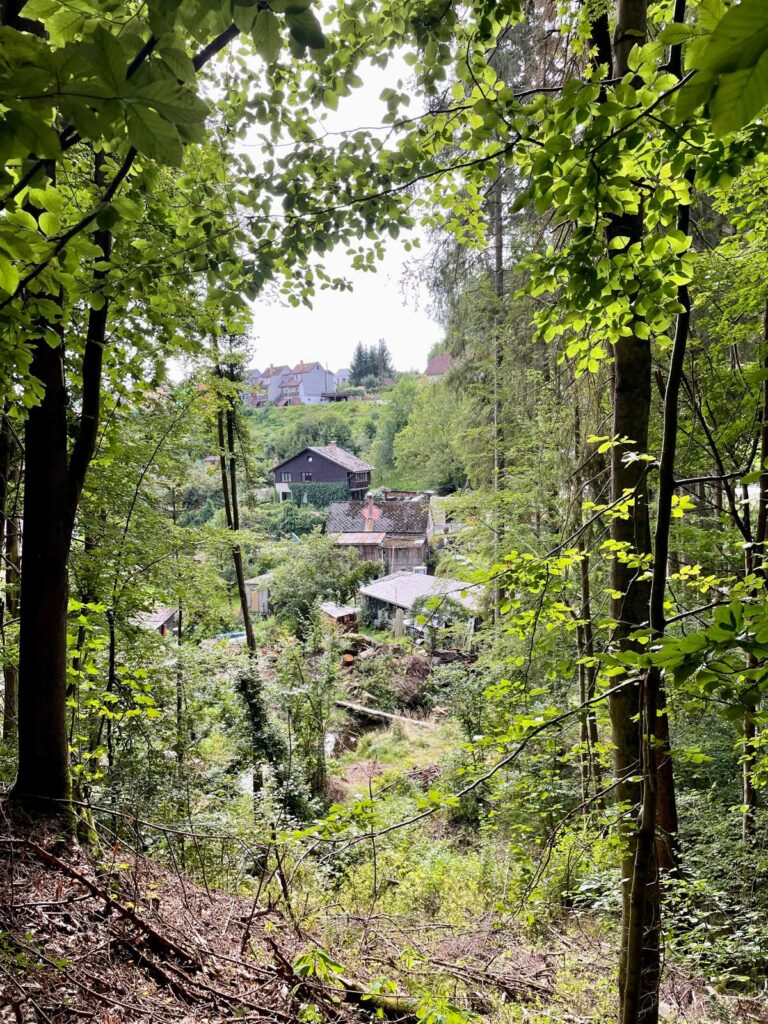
top-left (134, 606), bottom-right (179, 636)
top-left (244, 572), bottom-right (273, 616)
top-left (319, 601), bottom-right (358, 630)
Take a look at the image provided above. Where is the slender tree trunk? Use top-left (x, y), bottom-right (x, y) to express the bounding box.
top-left (10, 153), bottom-right (111, 814)
top-left (741, 298), bottom-right (768, 843)
top-left (216, 367), bottom-right (274, 795)
top-left (0, 419), bottom-right (20, 743)
top-left (622, 184), bottom-right (691, 1024)
top-left (603, 4), bottom-right (660, 1020)
top-left (574, 397), bottom-right (602, 803)
top-left (171, 488), bottom-right (186, 766)
top-left (3, 488), bottom-right (20, 744)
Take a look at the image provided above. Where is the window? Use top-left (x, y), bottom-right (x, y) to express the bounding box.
top-left (301, 472), bottom-right (312, 482)
top-left (280, 471), bottom-right (292, 482)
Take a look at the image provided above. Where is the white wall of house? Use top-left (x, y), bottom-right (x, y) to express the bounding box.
top-left (298, 364), bottom-right (335, 401)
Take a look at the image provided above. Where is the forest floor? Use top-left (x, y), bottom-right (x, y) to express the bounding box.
top-left (1, 794), bottom-right (765, 1024)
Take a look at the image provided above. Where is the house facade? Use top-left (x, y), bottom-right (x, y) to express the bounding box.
top-left (272, 444), bottom-right (373, 502)
top-left (327, 496), bottom-right (430, 572)
top-left (247, 365), bottom-right (290, 406)
top-left (280, 361), bottom-right (336, 404)
top-left (246, 362), bottom-right (336, 406)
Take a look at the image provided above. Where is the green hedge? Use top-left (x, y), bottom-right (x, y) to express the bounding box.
top-left (287, 482), bottom-right (349, 508)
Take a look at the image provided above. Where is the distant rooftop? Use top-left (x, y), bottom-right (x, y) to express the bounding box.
top-left (424, 352), bottom-right (454, 377)
top-left (358, 572), bottom-right (482, 613)
top-left (308, 444), bottom-right (373, 473)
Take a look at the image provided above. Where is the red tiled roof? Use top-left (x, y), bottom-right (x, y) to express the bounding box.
top-left (425, 352), bottom-right (454, 376)
top-left (293, 361), bottom-right (323, 374)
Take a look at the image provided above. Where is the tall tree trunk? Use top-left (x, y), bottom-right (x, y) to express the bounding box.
top-left (603, 4), bottom-right (661, 1021)
top-left (13, 338), bottom-right (72, 804)
top-left (10, 177), bottom-right (111, 812)
top-left (491, 181), bottom-right (504, 623)
top-left (0, 416), bottom-right (20, 743)
top-left (622, 184), bottom-right (691, 1024)
top-left (573, 396), bottom-right (602, 803)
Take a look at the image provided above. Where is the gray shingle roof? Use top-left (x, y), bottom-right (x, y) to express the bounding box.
top-left (307, 445), bottom-right (373, 473)
top-left (327, 500), bottom-right (428, 536)
top-left (272, 445), bottom-right (373, 474)
top-left (358, 572), bottom-right (482, 612)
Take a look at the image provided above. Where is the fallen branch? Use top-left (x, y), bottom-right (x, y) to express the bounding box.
top-left (0, 839), bottom-right (198, 966)
top-left (335, 700), bottom-right (434, 729)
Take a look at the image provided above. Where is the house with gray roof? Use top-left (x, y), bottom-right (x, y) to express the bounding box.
top-left (358, 571), bottom-right (482, 634)
top-left (272, 443), bottom-right (373, 503)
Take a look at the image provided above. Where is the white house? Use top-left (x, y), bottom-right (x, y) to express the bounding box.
top-left (277, 362), bottom-right (336, 405)
top-left (246, 361), bottom-right (337, 406)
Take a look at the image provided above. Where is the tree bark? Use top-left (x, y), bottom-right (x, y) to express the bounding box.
top-left (0, 417), bottom-right (20, 743)
top-left (603, 4), bottom-right (658, 1020)
top-left (216, 366), bottom-right (274, 795)
top-left (13, 337), bottom-right (72, 804)
top-left (11, 174), bottom-right (112, 811)
top-left (741, 298), bottom-right (768, 843)
top-left (574, 396), bottom-right (603, 803)
top-left (3, 488), bottom-right (20, 744)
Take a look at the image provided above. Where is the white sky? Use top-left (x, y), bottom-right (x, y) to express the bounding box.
top-left (243, 56), bottom-right (443, 375)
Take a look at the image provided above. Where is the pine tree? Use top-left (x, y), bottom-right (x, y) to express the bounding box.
top-left (374, 338), bottom-right (393, 380)
top-left (349, 342), bottom-right (368, 385)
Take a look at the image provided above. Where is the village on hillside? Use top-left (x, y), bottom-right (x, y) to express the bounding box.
top-left (185, 341), bottom-right (474, 647)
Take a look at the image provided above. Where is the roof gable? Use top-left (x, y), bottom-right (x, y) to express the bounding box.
top-left (425, 352), bottom-right (454, 376)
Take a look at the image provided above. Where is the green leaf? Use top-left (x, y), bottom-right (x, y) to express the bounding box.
top-left (134, 80), bottom-right (209, 124)
top-left (696, 0), bottom-right (768, 74)
top-left (0, 257), bottom-right (19, 296)
top-left (2, 109), bottom-right (61, 158)
top-left (126, 103), bottom-right (183, 165)
top-left (710, 50), bottom-right (768, 136)
top-left (658, 23), bottom-right (696, 46)
top-left (232, 2), bottom-right (258, 33)
top-left (159, 46), bottom-right (196, 82)
top-left (271, 0), bottom-right (312, 11)
top-left (253, 9), bottom-right (282, 63)
top-left (96, 205), bottom-right (121, 231)
top-left (674, 70), bottom-right (716, 122)
top-left (286, 8), bottom-right (326, 50)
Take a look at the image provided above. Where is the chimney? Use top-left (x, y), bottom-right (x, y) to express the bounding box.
top-left (363, 493), bottom-right (375, 532)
